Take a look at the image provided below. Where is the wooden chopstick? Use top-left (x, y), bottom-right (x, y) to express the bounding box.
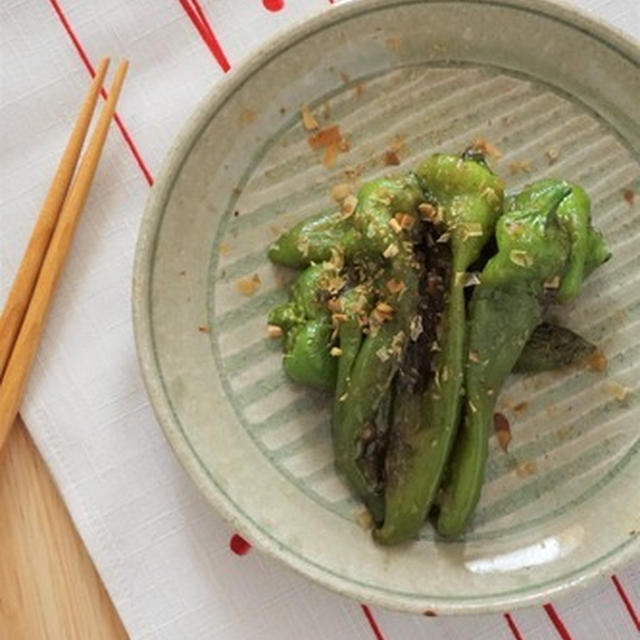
top-left (0, 60), bottom-right (129, 450)
top-left (0, 58), bottom-right (110, 378)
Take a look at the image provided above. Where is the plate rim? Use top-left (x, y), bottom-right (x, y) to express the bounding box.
top-left (132, 0), bottom-right (640, 614)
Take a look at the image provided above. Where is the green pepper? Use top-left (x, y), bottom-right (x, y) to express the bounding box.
top-left (268, 263), bottom-right (340, 391)
top-left (436, 180), bottom-right (577, 537)
top-left (334, 285), bottom-right (373, 402)
top-left (281, 320), bottom-right (336, 391)
top-left (374, 153), bottom-right (504, 544)
top-left (507, 180), bottom-right (610, 301)
top-left (332, 174), bottom-right (425, 522)
top-left (268, 208), bottom-right (361, 268)
top-left (352, 174), bottom-right (424, 255)
top-left (267, 160), bottom-right (609, 540)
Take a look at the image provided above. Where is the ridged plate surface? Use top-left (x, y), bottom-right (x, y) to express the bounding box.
top-left (134, 0), bottom-right (640, 614)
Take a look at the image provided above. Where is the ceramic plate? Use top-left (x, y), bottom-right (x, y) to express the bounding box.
top-left (133, 0), bottom-right (640, 614)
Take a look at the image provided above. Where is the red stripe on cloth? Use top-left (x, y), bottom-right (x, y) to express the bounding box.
top-left (543, 604), bottom-right (573, 640)
top-left (178, 0), bottom-right (231, 72)
top-left (192, 0), bottom-right (216, 39)
top-left (112, 114), bottom-right (154, 186)
top-left (360, 604), bottom-right (386, 640)
top-left (611, 574), bottom-right (640, 631)
top-left (504, 613), bottom-right (525, 640)
top-left (47, 0), bottom-right (154, 186)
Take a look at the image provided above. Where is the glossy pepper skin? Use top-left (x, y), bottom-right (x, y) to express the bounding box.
top-left (436, 179), bottom-right (606, 537)
top-left (334, 285), bottom-right (373, 403)
top-left (267, 162), bottom-right (610, 540)
top-left (268, 208), bottom-right (362, 268)
top-left (268, 263), bottom-right (339, 391)
top-left (506, 179), bottom-right (610, 301)
top-left (374, 154), bottom-right (504, 545)
top-left (332, 174), bottom-right (425, 523)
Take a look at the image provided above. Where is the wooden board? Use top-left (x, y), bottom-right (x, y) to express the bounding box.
top-left (0, 417), bottom-right (128, 639)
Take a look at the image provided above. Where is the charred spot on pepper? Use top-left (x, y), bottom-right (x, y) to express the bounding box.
top-left (397, 221), bottom-right (451, 396)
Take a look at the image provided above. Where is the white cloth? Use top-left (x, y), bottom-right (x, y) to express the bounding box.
top-left (1, 1), bottom-right (639, 639)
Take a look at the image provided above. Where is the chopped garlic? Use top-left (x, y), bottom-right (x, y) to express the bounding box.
top-left (376, 302), bottom-right (394, 315)
top-left (410, 314), bottom-right (423, 341)
top-left (418, 202), bottom-right (441, 224)
top-left (606, 381), bottom-right (630, 402)
top-left (355, 509), bottom-right (373, 530)
top-left (389, 217), bottom-right (403, 233)
top-left (383, 243), bottom-right (399, 258)
top-left (400, 213), bottom-right (415, 229)
top-left (296, 236), bottom-right (310, 258)
top-left (341, 194), bottom-right (358, 218)
top-left (516, 460), bottom-right (537, 478)
top-left (543, 275), bottom-right (560, 289)
top-left (463, 272), bottom-right (481, 288)
top-left (301, 103), bottom-right (318, 130)
top-left (509, 249), bottom-right (533, 268)
top-left (267, 324), bottom-right (283, 338)
top-left (546, 148), bottom-right (560, 165)
top-left (386, 278), bottom-right (405, 294)
top-left (390, 330), bottom-right (406, 356)
top-left (461, 222), bottom-right (483, 239)
top-left (331, 183), bottom-right (351, 202)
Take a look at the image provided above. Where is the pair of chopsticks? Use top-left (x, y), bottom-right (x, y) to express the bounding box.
top-left (0, 57), bottom-right (128, 451)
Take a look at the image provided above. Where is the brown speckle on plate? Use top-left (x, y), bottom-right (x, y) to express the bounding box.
top-left (383, 150), bottom-right (401, 166)
top-left (493, 412), bottom-right (512, 452)
top-left (237, 273), bottom-right (262, 296)
top-left (238, 107), bottom-right (257, 126)
top-left (386, 37), bottom-right (402, 51)
top-left (586, 350), bottom-right (608, 372)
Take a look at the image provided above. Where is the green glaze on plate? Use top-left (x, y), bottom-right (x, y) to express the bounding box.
top-left (133, 0), bottom-right (639, 614)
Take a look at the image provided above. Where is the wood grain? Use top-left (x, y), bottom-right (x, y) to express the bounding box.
top-left (0, 417), bottom-right (128, 639)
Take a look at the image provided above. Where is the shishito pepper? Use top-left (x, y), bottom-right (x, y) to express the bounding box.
top-left (331, 174), bottom-right (425, 523)
top-left (267, 159), bottom-right (610, 541)
top-left (269, 173), bottom-right (426, 522)
top-left (374, 154), bottom-right (504, 544)
top-left (436, 179), bottom-right (609, 537)
top-left (268, 208), bottom-right (362, 268)
top-left (267, 262), bottom-right (340, 391)
top-left (506, 179), bottom-right (610, 301)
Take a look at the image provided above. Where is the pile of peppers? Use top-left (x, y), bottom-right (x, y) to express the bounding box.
top-left (267, 150), bottom-right (609, 542)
